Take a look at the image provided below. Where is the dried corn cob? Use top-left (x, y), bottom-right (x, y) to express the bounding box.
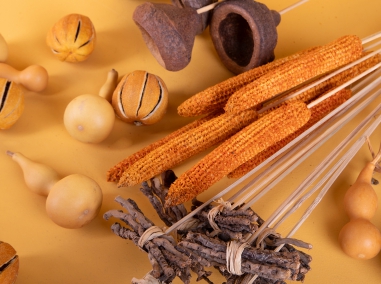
top-left (177, 47), bottom-right (319, 117)
top-left (228, 88), bottom-right (352, 178)
top-left (107, 111), bottom-right (222, 182)
top-left (117, 108), bottom-right (258, 187)
top-left (224, 35), bottom-right (363, 114)
top-left (165, 101), bottom-right (311, 207)
top-left (259, 52), bottom-right (381, 118)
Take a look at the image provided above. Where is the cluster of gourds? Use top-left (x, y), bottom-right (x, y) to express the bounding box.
top-left (2, 12), bottom-right (169, 236)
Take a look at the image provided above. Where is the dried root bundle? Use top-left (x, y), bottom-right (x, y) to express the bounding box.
top-left (104, 173), bottom-right (312, 284)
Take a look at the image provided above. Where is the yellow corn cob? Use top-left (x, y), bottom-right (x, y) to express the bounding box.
top-left (224, 35), bottom-right (363, 114)
top-left (259, 52), bottom-right (381, 118)
top-left (107, 110), bottom-right (222, 182)
top-left (228, 88), bottom-right (352, 178)
top-left (117, 108), bottom-right (258, 187)
top-left (165, 101), bottom-right (311, 207)
top-left (177, 47), bottom-right (319, 117)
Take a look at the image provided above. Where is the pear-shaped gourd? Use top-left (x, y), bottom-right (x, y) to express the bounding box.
top-left (64, 69), bottom-right (118, 143)
top-left (7, 151), bottom-right (103, 229)
top-left (343, 141), bottom-right (381, 220)
top-left (7, 151), bottom-right (59, 196)
top-left (0, 63), bottom-right (49, 93)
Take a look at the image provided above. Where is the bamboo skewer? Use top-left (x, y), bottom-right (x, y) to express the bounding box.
top-left (165, 67), bottom-right (381, 234)
top-left (259, 47), bottom-right (381, 112)
top-left (237, 74), bottom-right (381, 210)
top-left (245, 98), bottom-right (381, 245)
top-left (196, 0), bottom-right (309, 14)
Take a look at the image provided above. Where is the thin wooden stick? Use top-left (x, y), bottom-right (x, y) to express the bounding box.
top-left (239, 85), bottom-right (381, 212)
top-left (278, 0), bottom-right (309, 15)
top-left (165, 70), bottom-right (381, 234)
top-left (362, 31), bottom-right (381, 45)
top-left (363, 39), bottom-right (381, 52)
top-left (197, 0), bottom-right (309, 15)
top-left (307, 62), bottom-right (381, 108)
top-left (282, 111), bottom-right (381, 238)
top-left (245, 101), bottom-right (381, 245)
top-left (272, 131), bottom-right (373, 231)
top-left (259, 48), bottom-right (381, 113)
top-left (231, 69), bottom-right (381, 208)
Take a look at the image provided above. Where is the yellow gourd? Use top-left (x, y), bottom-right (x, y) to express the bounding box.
top-left (343, 142), bottom-right (381, 220)
top-left (339, 218), bottom-right (381, 260)
top-left (0, 78), bottom-right (24, 130)
top-left (46, 14), bottom-right (96, 63)
top-left (0, 63), bottom-right (48, 93)
top-left (64, 69), bottom-right (118, 143)
top-left (7, 151), bottom-right (103, 229)
top-left (112, 70), bottom-right (168, 126)
top-left (339, 140), bottom-right (381, 260)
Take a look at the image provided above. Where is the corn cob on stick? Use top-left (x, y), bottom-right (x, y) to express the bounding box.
top-left (107, 110), bottom-right (222, 182)
top-left (165, 100), bottom-right (311, 207)
top-left (117, 108), bottom-right (258, 187)
top-left (259, 52), bottom-right (381, 117)
top-left (177, 47), bottom-right (319, 117)
top-left (224, 35), bottom-right (363, 114)
top-left (228, 88), bottom-right (352, 178)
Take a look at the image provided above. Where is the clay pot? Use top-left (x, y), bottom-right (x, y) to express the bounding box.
top-left (133, 1), bottom-right (215, 71)
top-left (209, 0), bottom-right (280, 74)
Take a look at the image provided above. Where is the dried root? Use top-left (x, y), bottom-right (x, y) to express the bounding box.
top-left (104, 171), bottom-right (312, 284)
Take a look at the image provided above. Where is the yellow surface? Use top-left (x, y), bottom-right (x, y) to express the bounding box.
top-left (1, 0), bottom-right (381, 283)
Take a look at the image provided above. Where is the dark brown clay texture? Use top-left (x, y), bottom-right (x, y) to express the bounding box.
top-left (133, 3), bottom-right (205, 71)
top-left (210, 0), bottom-right (280, 74)
top-left (171, 0), bottom-right (217, 32)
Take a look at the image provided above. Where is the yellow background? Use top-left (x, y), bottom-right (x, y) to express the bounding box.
top-left (1, 0), bottom-right (381, 283)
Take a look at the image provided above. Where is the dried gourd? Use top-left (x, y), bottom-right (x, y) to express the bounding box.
top-left (46, 13), bottom-right (96, 63)
top-left (112, 70), bottom-right (168, 126)
top-left (0, 241), bottom-right (19, 284)
top-left (0, 78), bottom-right (24, 130)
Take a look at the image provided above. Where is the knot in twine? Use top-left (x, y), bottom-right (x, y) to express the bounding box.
top-left (175, 217), bottom-right (200, 232)
top-left (138, 226), bottom-right (165, 248)
top-left (226, 240), bottom-right (249, 276)
top-left (208, 198), bottom-right (232, 236)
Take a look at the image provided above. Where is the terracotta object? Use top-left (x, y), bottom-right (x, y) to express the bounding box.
top-left (171, 0), bottom-right (216, 32)
top-left (0, 241), bottom-right (19, 284)
top-left (210, 0), bottom-right (280, 74)
top-left (133, 2), bottom-right (212, 71)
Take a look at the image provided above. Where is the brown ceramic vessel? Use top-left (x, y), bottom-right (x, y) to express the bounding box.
top-left (210, 0), bottom-right (280, 74)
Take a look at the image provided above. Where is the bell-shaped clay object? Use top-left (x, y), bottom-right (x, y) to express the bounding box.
top-left (171, 0), bottom-right (217, 32)
top-left (209, 0), bottom-right (280, 74)
top-left (133, 2), bottom-right (212, 71)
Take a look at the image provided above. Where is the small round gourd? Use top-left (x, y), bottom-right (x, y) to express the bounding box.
top-left (46, 14), bottom-right (96, 63)
top-left (63, 69), bottom-right (118, 143)
top-left (46, 174), bottom-right (103, 229)
top-left (112, 70), bottom-right (169, 126)
top-left (0, 78), bottom-right (24, 130)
